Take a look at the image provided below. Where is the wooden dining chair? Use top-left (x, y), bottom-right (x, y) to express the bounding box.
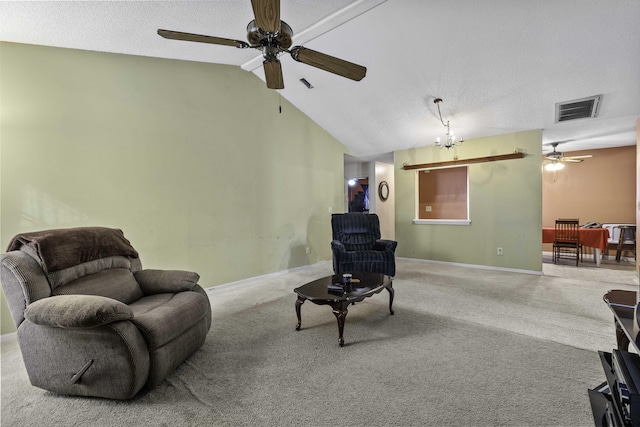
top-left (553, 218), bottom-right (581, 266)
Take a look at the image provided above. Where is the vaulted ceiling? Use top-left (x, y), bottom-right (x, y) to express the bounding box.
top-left (2, 0), bottom-right (639, 160)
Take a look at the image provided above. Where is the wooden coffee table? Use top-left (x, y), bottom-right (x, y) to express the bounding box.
top-left (293, 272), bottom-right (394, 346)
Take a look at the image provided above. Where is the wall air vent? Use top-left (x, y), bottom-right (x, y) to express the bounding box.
top-left (555, 95), bottom-right (602, 122)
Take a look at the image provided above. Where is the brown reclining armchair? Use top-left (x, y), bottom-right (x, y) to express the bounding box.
top-left (0, 227), bottom-right (211, 400)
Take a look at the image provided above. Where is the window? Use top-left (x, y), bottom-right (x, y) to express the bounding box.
top-left (414, 166), bottom-right (470, 225)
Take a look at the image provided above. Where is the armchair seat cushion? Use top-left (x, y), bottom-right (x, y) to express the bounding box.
top-left (335, 250), bottom-right (396, 276)
top-left (130, 291), bottom-right (209, 350)
top-left (341, 249), bottom-right (388, 263)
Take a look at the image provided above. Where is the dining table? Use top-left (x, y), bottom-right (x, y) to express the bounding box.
top-left (542, 227), bottom-right (610, 266)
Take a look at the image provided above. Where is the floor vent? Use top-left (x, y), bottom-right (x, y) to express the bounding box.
top-left (555, 95), bottom-right (602, 122)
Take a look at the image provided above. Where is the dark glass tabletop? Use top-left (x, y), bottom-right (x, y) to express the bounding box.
top-left (294, 272), bottom-right (392, 303)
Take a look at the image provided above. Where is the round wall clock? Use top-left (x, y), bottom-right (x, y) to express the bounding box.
top-left (378, 181), bottom-right (389, 202)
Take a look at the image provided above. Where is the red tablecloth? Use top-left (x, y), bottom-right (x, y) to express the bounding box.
top-left (542, 227), bottom-right (609, 252)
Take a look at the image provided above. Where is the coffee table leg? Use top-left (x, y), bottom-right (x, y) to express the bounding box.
top-left (295, 296), bottom-right (305, 330)
top-left (386, 282), bottom-right (395, 315)
top-left (332, 306), bottom-right (348, 347)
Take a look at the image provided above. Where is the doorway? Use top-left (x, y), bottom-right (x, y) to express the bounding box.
top-left (347, 177), bottom-right (369, 213)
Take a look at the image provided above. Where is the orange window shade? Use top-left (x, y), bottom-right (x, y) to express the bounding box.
top-left (418, 167), bottom-right (468, 220)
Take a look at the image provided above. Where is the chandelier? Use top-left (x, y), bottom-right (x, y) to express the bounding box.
top-left (433, 98), bottom-right (464, 149)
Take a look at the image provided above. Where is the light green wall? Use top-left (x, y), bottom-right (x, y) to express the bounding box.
top-left (394, 130), bottom-right (543, 271)
top-left (0, 42), bottom-right (346, 334)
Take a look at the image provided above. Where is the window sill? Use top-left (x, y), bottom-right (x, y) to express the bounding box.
top-left (413, 219), bottom-right (471, 225)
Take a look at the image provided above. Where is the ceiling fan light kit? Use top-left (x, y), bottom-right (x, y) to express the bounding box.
top-left (157, 0), bottom-right (366, 90)
top-left (433, 98), bottom-right (464, 149)
top-left (544, 162), bottom-right (565, 171)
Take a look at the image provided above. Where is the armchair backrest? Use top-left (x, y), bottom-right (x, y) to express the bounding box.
top-left (1, 227), bottom-right (143, 328)
top-left (331, 213), bottom-right (381, 251)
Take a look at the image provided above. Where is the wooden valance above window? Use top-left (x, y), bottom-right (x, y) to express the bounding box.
top-left (402, 151), bottom-right (525, 170)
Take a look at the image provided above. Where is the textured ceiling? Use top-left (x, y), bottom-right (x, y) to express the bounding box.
top-left (2, 0), bottom-right (639, 160)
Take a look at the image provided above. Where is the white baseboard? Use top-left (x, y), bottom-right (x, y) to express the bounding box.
top-left (397, 257), bottom-right (543, 276)
top-left (206, 260), bottom-right (332, 293)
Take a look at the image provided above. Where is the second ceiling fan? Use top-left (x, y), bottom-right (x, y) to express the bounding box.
top-left (158, 0), bottom-right (367, 90)
top-left (544, 142), bottom-right (593, 170)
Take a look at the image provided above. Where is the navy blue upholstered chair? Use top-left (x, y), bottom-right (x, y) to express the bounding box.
top-left (331, 213), bottom-right (397, 277)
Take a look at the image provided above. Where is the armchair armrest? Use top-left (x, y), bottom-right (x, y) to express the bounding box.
top-left (134, 269), bottom-right (200, 295)
top-left (24, 295), bottom-right (133, 328)
top-left (375, 239), bottom-right (398, 252)
top-left (331, 240), bottom-right (346, 252)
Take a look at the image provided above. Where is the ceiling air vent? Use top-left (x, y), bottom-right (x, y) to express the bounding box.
top-left (555, 95), bottom-right (602, 122)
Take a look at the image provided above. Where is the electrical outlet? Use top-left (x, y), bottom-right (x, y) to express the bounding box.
top-left (328, 206), bottom-right (333, 213)
top-left (425, 206), bottom-right (432, 212)
top-left (497, 247), bottom-right (504, 256)
top-left (305, 247), bottom-right (311, 254)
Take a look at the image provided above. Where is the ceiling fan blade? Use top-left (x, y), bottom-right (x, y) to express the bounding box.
top-left (263, 60), bottom-right (284, 89)
top-left (251, 0), bottom-right (280, 33)
top-left (564, 155), bottom-right (593, 160)
top-left (290, 47), bottom-right (366, 81)
top-left (158, 29), bottom-right (249, 49)
top-left (562, 159), bottom-right (584, 163)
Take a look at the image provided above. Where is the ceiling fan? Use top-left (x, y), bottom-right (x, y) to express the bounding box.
top-left (543, 142), bottom-right (593, 171)
top-left (157, 0), bottom-right (367, 90)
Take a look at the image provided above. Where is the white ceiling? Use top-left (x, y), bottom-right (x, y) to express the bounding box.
top-left (2, 0), bottom-right (639, 160)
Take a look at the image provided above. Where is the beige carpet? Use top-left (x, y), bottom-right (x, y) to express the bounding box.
top-left (1, 258), bottom-right (637, 426)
